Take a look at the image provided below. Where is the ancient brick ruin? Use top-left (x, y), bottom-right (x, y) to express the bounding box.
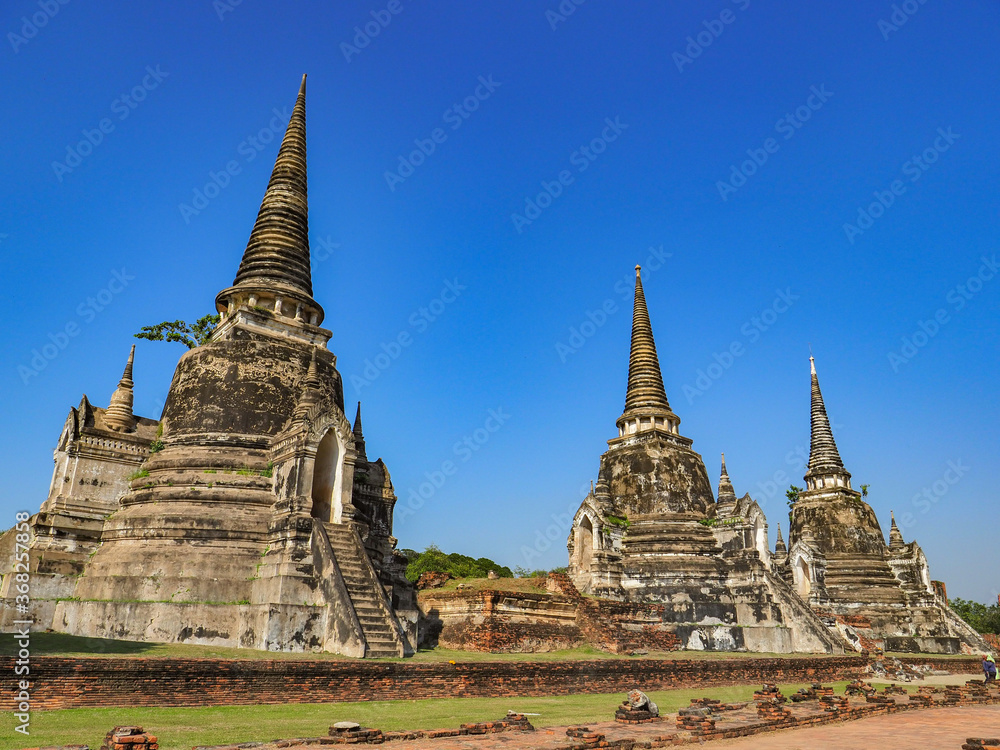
top-left (0, 76), bottom-right (988, 661)
top-left (565, 268), bottom-right (840, 653)
top-left (565, 266), bottom-right (986, 655)
top-left (0, 76), bottom-right (417, 657)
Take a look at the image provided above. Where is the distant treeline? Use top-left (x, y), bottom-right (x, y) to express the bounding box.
top-left (401, 544), bottom-right (513, 582)
top-left (951, 598), bottom-right (1000, 634)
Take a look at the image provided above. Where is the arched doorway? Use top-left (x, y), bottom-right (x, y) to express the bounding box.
top-left (576, 516), bottom-right (594, 572)
top-left (311, 430), bottom-right (339, 522)
top-left (753, 518), bottom-right (769, 563)
top-left (795, 557), bottom-right (812, 599)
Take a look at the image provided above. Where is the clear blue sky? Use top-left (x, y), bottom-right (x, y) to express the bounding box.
top-left (2, 1), bottom-right (998, 601)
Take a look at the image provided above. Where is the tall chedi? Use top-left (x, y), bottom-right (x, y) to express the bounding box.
top-left (52, 76), bottom-right (417, 657)
top-left (567, 268), bottom-right (842, 653)
top-left (783, 356), bottom-right (986, 654)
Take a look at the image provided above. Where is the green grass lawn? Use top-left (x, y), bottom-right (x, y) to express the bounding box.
top-left (4, 681), bottom-right (885, 750)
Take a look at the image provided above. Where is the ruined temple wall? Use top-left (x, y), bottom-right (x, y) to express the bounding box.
top-left (52, 599), bottom-right (333, 652)
top-left (416, 584), bottom-right (839, 654)
top-left (600, 435), bottom-right (716, 518)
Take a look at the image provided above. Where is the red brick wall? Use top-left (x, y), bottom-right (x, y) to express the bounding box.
top-left (0, 655), bottom-right (876, 710)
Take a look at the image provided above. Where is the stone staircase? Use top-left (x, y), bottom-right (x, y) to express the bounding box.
top-left (323, 523), bottom-right (405, 658)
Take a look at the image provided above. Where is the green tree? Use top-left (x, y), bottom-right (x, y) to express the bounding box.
top-left (404, 544), bottom-right (513, 583)
top-left (786, 485), bottom-right (803, 506)
top-left (135, 314), bottom-right (220, 349)
top-left (950, 598), bottom-right (1000, 634)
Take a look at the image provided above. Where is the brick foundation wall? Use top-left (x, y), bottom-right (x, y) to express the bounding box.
top-left (895, 656), bottom-right (984, 672)
top-left (0, 655), bottom-right (874, 711)
top-left (419, 575), bottom-right (683, 654)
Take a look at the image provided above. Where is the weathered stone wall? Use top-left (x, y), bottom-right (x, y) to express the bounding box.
top-left (600, 435), bottom-right (716, 517)
top-left (0, 655), bottom-right (875, 710)
top-left (417, 574), bottom-right (852, 655)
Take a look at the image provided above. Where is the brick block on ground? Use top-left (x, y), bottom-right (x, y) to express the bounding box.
top-left (676, 706), bottom-right (716, 733)
top-left (100, 727), bottom-right (158, 750)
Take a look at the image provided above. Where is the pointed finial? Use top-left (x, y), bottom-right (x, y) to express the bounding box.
top-left (233, 74), bottom-right (314, 296)
top-left (215, 75), bottom-right (325, 330)
top-left (775, 521), bottom-right (787, 552)
top-left (353, 401), bottom-right (367, 460)
top-left (805, 354), bottom-right (848, 484)
top-left (105, 346), bottom-right (137, 432)
top-left (353, 401), bottom-right (363, 435)
top-left (618, 265), bottom-right (676, 430)
top-left (122, 344), bottom-right (135, 382)
top-left (635, 264), bottom-right (642, 277)
top-left (717, 452), bottom-right (736, 503)
top-left (888, 509), bottom-right (905, 550)
top-left (304, 348), bottom-right (320, 390)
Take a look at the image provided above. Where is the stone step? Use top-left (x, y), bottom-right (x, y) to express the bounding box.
top-left (322, 524), bottom-right (402, 659)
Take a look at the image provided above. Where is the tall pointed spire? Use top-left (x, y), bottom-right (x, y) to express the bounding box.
top-left (718, 453), bottom-right (736, 503)
top-left (234, 74), bottom-right (312, 295)
top-left (774, 522), bottom-right (787, 554)
top-left (805, 356), bottom-right (851, 490)
top-left (215, 75), bottom-right (325, 337)
top-left (888, 510), bottom-right (905, 552)
top-left (353, 401), bottom-right (367, 461)
top-left (105, 345), bottom-right (136, 432)
top-left (616, 266), bottom-right (680, 437)
top-left (292, 348), bottom-right (322, 420)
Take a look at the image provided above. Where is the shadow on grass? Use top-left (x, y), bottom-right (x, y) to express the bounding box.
top-left (0, 631), bottom-right (160, 657)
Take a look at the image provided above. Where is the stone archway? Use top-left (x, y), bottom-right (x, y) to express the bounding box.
top-left (311, 430), bottom-right (340, 522)
top-left (795, 556), bottom-right (812, 599)
top-left (576, 516), bottom-right (595, 572)
top-left (752, 515), bottom-right (768, 562)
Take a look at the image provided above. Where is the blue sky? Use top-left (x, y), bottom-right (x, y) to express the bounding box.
top-left (2, 1), bottom-right (998, 601)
